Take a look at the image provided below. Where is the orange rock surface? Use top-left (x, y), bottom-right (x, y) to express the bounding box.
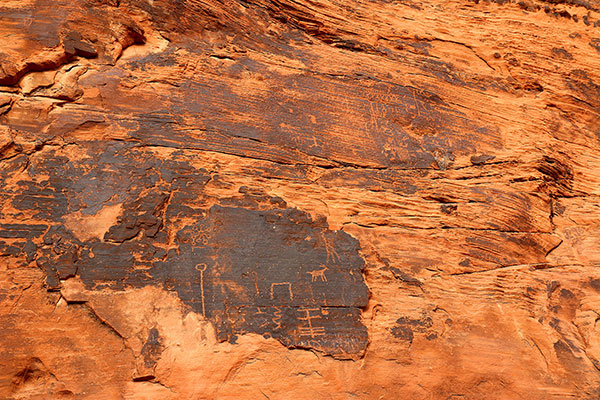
top-left (1, 0), bottom-right (600, 398)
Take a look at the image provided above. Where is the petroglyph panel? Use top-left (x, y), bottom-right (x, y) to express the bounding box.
top-left (23, 143), bottom-right (369, 358)
top-left (151, 205), bottom-right (369, 357)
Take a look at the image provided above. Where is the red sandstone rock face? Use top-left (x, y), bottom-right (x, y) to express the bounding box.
top-left (1, 0), bottom-right (600, 398)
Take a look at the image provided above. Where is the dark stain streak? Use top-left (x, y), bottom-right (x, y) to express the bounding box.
top-left (390, 316), bottom-right (435, 343)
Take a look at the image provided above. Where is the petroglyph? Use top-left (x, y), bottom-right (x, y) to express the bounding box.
top-left (195, 263), bottom-right (208, 316)
top-left (32, 149), bottom-right (369, 359)
top-left (298, 308), bottom-right (325, 338)
top-left (270, 282), bottom-right (293, 300)
top-left (307, 265), bottom-right (328, 282)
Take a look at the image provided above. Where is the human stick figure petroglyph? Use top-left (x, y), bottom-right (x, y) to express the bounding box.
top-left (307, 265), bottom-right (328, 282)
top-left (195, 263), bottom-right (207, 316)
top-left (320, 232), bottom-right (340, 263)
top-left (297, 308), bottom-right (325, 338)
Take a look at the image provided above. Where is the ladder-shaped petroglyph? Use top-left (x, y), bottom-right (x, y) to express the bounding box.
top-left (297, 307), bottom-right (325, 338)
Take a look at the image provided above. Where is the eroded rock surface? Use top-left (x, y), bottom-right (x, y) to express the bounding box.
top-left (1, 0), bottom-right (600, 398)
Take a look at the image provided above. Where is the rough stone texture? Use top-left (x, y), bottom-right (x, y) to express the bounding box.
top-left (1, 0), bottom-right (600, 398)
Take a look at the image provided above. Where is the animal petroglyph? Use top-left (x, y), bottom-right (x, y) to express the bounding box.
top-left (307, 265), bottom-right (328, 282)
